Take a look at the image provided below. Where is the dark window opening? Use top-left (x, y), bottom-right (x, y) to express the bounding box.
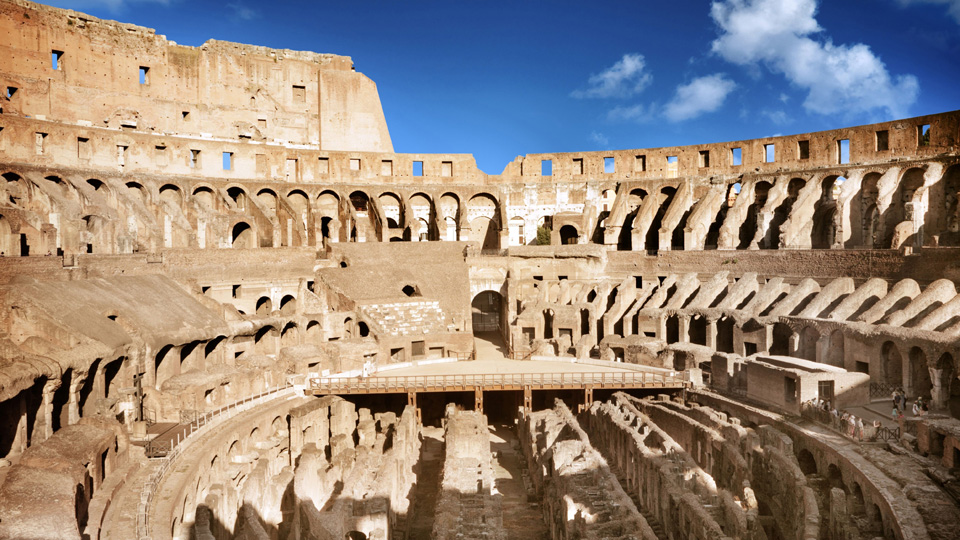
top-left (698, 150), bottom-right (710, 167)
top-left (232, 284), bottom-right (240, 298)
top-left (573, 158), bottom-right (583, 174)
top-left (5, 87), bottom-right (16, 98)
top-left (292, 85), bottom-right (306, 103)
top-left (51, 50), bottom-right (63, 70)
top-left (918, 124), bottom-right (931, 147)
top-left (189, 149), bottom-right (200, 168)
top-left (181, 111), bottom-right (190, 121)
top-left (635, 155), bottom-right (646, 172)
top-left (798, 140), bottom-right (810, 160)
top-left (876, 130), bottom-right (889, 151)
top-left (412, 341), bottom-right (425, 357)
top-left (139, 66), bottom-right (149, 85)
top-left (402, 285), bottom-right (421, 297)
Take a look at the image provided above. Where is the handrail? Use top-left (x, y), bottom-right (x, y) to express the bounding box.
top-left (309, 370), bottom-right (687, 393)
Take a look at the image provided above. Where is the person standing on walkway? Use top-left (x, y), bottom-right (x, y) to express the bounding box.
top-left (892, 407), bottom-right (900, 421)
top-left (856, 417), bottom-right (864, 441)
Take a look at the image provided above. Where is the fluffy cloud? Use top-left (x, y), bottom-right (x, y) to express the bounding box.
top-left (663, 74), bottom-right (737, 121)
top-left (571, 53), bottom-right (653, 99)
top-left (606, 103), bottom-right (654, 122)
top-left (710, 0), bottom-right (918, 118)
top-left (896, 0), bottom-right (960, 24)
top-left (590, 131), bottom-right (610, 146)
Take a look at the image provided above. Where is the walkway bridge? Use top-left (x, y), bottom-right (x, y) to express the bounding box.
top-left (308, 369), bottom-right (689, 411)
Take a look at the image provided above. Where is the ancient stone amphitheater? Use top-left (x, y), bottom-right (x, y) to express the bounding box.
top-left (1, 1), bottom-right (959, 539)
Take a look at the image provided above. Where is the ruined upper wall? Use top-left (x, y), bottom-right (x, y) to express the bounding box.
top-left (0, 0), bottom-right (393, 152)
top-left (508, 111), bottom-right (960, 180)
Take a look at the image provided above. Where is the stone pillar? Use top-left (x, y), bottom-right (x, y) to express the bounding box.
top-left (68, 374), bottom-right (87, 425)
top-left (928, 368), bottom-right (949, 410)
top-left (678, 316), bottom-right (691, 343)
top-left (37, 379), bottom-right (61, 442)
top-left (706, 320), bottom-right (718, 351)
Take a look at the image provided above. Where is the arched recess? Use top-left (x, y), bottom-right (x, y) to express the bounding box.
top-left (508, 217), bottom-right (525, 246)
top-left (618, 189), bottom-right (646, 251)
top-left (227, 186), bottom-right (248, 211)
top-left (910, 346), bottom-right (931, 399)
top-left (155, 345), bottom-right (178, 390)
top-left (882, 341), bottom-right (903, 386)
top-left (257, 188), bottom-right (278, 216)
top-left (378, 192), bottom-right (403, 234)
top-left (689, 316), bottom-right (708, 346)
top-left (316, 190), bottom-right (341, 246)
top-left (192, 186), bottom-right (217, 212)
top-left (0, 213), bottom-right (14, 256)
top-left (826, 329), bottom-right (845, 367)
top-left (797, 326), bottom-right (819, 362)
top-left (280, 322), bottom-right (299, 347)
top-left (797, 449), bottom-right (817, 475)
top-left (125, 181), bottom-right (147, 205)
top-left (306, 320), bottom-right (322, 343)
top-left (888, 168), bottom-right (926, 247)
top-left (768, 178), bottom-right (805, 248)
top-left (739, 181), bottom-right (771, 249)
top-left (439, 193), bottom-right (460, 241)
top-left (409, 193), bottom-right (433, 240)
top-left (256, 296), bottom-right (273, 316)
top-left (279, 294), bottom-right (296, 315)
top-left (472, 291), bottom-right (504, 335)
top-left (254, 325), bottom-right (278, 354)
top-left (468, 193), bottom-right (500, 250)
top-left (812, 176), bottom-right (844, 249)
top-left (646, 186), bottom-right (676, 252)
top-left (349, 191), bottom-right (374, 242)
top-left (716, 317), bottom-right (735, 354)
top-left (231, 221), bottom-right (255, 249)
top-left (559, 224), bottom-right (579, 245)
top-left (858, 172), bottom-right (882, 248)
top-left (936, 165), bottom-right (960, 246)
top-left (286, 189), bottom-right (312, 247)
top-left (159, 184), bottom-right (183, 208)
top-left (770, 323), bottom-right (792, 356)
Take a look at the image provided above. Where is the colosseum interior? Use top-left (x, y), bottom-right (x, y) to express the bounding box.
top-left (1, 1), bottom-right (960, 539)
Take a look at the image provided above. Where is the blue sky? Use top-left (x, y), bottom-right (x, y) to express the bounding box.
top-left (46, 0), bottom-right (960, 174)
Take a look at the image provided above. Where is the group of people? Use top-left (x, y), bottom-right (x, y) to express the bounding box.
top-left (806, 398), bottom-right (880, 442)
top-left (891, 388), bottom-right (927, 419)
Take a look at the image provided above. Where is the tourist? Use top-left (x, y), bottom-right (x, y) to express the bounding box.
top-left (891, 407), bottom-right (900, 421)
top-left (856, 417), bottom-right (864, 441)
top-left (912, 400), bottom-right (920, 416)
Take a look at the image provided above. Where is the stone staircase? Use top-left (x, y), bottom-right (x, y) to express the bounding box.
top-left (611, 464), bottom-right (668, 540)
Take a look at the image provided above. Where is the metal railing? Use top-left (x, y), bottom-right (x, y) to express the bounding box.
top-left (136, 382), bottom-right (293, 539)
top-left (800, 401), bottom-right (899, 443)
top-left (309, 370), bottom-right (687, 394)
top-left (870, 382), bottom-right (900, 398)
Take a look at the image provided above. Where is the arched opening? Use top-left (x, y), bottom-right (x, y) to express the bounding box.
top-left (689, 316), bottom-right (707, 346)
top-left (883, 341), bottom-right (902, 385)
top-left (768, 178), bottom-right (805, 248)
top-left (227, 186), bottom-right (248, 210)
top-left (231, 221), bottom-right (255, 248)
top-left (346, 532), bottom-right (367, 540)
top-left (910, 347), bottom-right (931, 399)
top-left (279, 294), bottom-right (296, 315)
top-left (254, 325), bottom-right (277, 354)
top-left (317, 191), bottom-right (341, 246)
top-left (51, 368), bottom-right (73, 432)
top-left (543, 309), bottom-right (554, 340)
top-left (717, 317), bottom-right (734, 354)
top-left (826, 329), bottom-right (845, 367)
top-left (797, 449), bottom-right (817, 475)
top-left (192, 186), bottom-right (216, 211)
top-left (580, 309), bottom-right (591, 338)
top-left (646, 187), bottom-right (676, 253)
top-left (306, 321), bottom-right (322, 343)
top-left (358, 322), bottom-right (369, 337)
top-left (439, 194), bottom-right (460, 241)
top-left (739, 181), bottom-right (771, 249)
top-left (280, 323), bottom-right (299, 347)
top-left (811, 176), bottom-right (844, 249)
top-left (0, 213), bottom-right (13, 256)
top-left (665, 315), bottom-right (680, 344)
top-left (771, 323), bottom-right (792, 356)
top-left (159, 184), bottom-right (182, 209)
top-left (938, 165), bottom-right (960, 246)
top-left (559, 225), bottom-right (579, 245)
top-left (798, 326), bottom-right (819, 362)
top-left (472, 291), bottom-right (503, 335)
top-left (618, 189), bottom-right (647, 251)
top-left (826, 463), bottom-right (845, 491)
top-left (155, 345), bottom-right (178, 390)
top-left (469, 194), bottom-right (500, 250)
top-left (256, 296), bottom-right (273, 316)
top-left (509, 217), bottom-right (526, 246)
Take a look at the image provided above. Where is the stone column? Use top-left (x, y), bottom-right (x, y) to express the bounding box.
top-left (68, 373), bottom-right (87, 425)
top-left (678, 316), bottom-right (691, 343)
top-left (706, 319), bottom-right (718, 351)
top-left (36, 379), bottom-right (61, 442)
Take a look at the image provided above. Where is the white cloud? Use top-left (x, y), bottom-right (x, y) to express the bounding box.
top-left (571, 53), bottom-right (653, 99)
top-left (663, 74), bottom-right (736, 122)
top-left (590, 131), bottom-right (610, 146)
top-left (710, 0), bottom-right (918, 118)
top-left (606, 103), bottom-right (654, 122)
top-left (227, 2), bottom-right (257, 21)
top-left (896, 0), bottom-right (960, 24)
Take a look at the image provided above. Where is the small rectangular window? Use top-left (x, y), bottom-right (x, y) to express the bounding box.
top-left (155, 145), bottom-right (167, 166)
top-left (222, 152), bottom-right (233, 170)
top-left (181, 111), bottom-right (190, 121)
top-left (798, 140), bottom-right (810, 160)
top-left (666, 155), bottom-right (678, 176)
top-left (413, 161), bottom-right (423, 176)
top-left (441, 161), bottom-right (453, 177)
top-left (918, 124), bottom-right (931, 147)
top-left (285, 158), bottom-right (298, 181)
top-left (635, 155), bottom-right (646, 172)
top-left (837, 139), bottom-right (849, 164)
top-left (5, 87), bottom-right (16, 98)
top-left (381, 159), bottom-right (393, 176)
top-left (189, 149), bottom-right (200, 168)
top-left (292, 85), bottom-right (306, 103)
top-left (139, 66), bottom-right (149, 85)
top-left (763, 143), bottom-right (775, 163)
top-left (412, 340), bottom-right (425, 357)
top-left (51, 50), bottom-right (63, 70)
top-left (256, 154), bottom-right (267, 175)
top-left (876, 130), bottom-right (889, 151)
top-left (257, 118), bottom-right (267, 131)
top-left (117, 145), bottom-right (127, 166)
top-left (77, 137), bottom-right (90, 159)
top-left (573, 158), bottom-right (584, 174)
top-left (731, 147), bottom-right (742, 166)
top-left (349, 158), bottom-right (361, 171)
top-left (318, 157), bottom-right (329, 174)
top-left (232, 284), bottom-right (240, 298)
top-left (698, 150), bottom-right (710, 168)
top-left (541, 159), bottom-right (552, 176)
top-left (604, 156), bottom-right (615, 173)
top-left (35, 132), bottom-right (47, 155)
